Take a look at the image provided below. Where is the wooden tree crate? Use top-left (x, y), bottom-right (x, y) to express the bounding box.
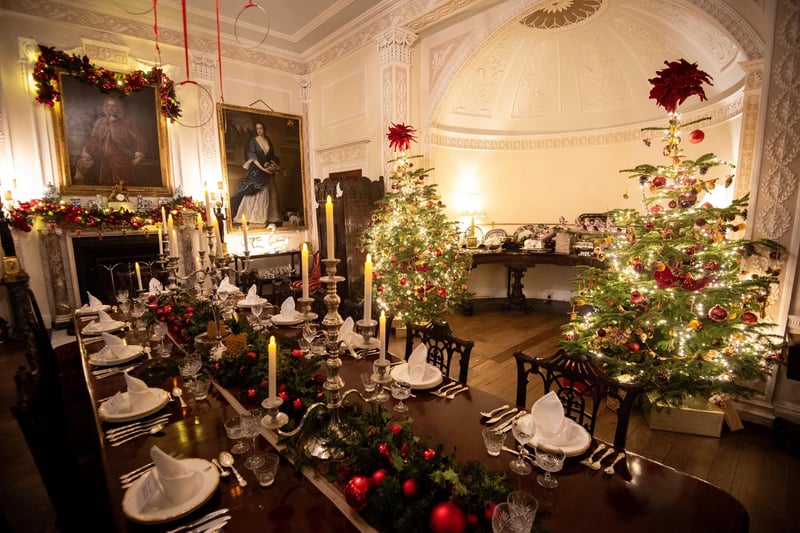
top-left (642, 392), bottom-right (725, 437)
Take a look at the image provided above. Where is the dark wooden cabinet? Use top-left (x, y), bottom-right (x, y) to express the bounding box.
top-left (314, 176), bottom-right (384, 300)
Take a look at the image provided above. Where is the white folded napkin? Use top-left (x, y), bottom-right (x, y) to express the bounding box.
top-left (125, 371), bottom-right (154, 409)
top-left (337, 317), bottom-right (356, 345)
top-left (408, 343), bottom-right (432, 382)
top-left (94, 333), bottom-right (128, 361)
top-left (79, 291), bottom-right (105, 312)
top-left (217, 275), bottom-right (238, 295)
top-left (243, 285), bottom-right (262, 305)
top-left (531, 391), bottom-right (565, 438)
top-left (148, 277), bottom-right (164, 296)
top-left (279, 296), bottom-right (295, 318)
top-left (150, 445), bottom-right (201, 505)
top-left (83, 310), bottom-right (125, 333)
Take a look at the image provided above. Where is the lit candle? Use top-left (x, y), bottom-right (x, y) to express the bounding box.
top-left (326, 195), bottom-right (335, 259)
top-left (161, 206), bottom-right (167, 227)
top-left (204, 186), bottom-right (212, 221)
top-left (301, 243), bottom-right (309, 300)
top-left (135, 262), bottom-right (143, 291)
top-left (363, 253), bottom-right (372, 320)
top-left (196, 213), bottom-right (206, 253)
top-left (212, 214), bottom-right (222, 257)
top-left (379, 311), bottom-right (386, 363)
top-left (167, 214), bottom-right (174, 255)
top-left (157, 227), bottom-right (163, 255)
top-left (171, 229), bottom-right (179, 259)
top-left (242, 215), bottom-right (249, 253)
top-left (268, 336), bottom-right (277, 400)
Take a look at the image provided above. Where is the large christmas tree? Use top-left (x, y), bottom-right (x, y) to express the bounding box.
top-left (362, 124), bottom-right (471, 324)
top-left (560, 60), bottom-right (784, 405)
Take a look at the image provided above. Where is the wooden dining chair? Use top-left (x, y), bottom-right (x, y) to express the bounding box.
top-left (513, 349), bottom-right (644, 450)
top-left (404, 321), bottom-right (474, 384)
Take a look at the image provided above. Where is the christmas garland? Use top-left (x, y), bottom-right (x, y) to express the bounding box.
top-left (8, 196), bottom-right (204, 233)
top-left (33, 45), bottom-right (181, 121)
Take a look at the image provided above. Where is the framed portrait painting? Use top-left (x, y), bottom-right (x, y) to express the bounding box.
top-left (52, 72), bottom-right (172, 197)
top-left (217, 104), bottom-right (306, 232)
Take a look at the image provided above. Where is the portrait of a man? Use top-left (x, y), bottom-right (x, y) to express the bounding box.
top-left (218, 104), bottom-right (306, 231)
top-left (54, 72), bottom-right (172, 196)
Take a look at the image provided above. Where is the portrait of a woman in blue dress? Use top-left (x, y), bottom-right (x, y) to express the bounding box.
top-left (230, 122), bottom-right (282, 226)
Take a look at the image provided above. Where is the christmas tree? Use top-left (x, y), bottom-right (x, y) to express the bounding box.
top-left (560, 60), bottom-right (784, 405)
top-left (362, 124), bottom-right (471, 324)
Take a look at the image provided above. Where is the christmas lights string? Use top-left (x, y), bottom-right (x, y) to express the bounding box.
top-left (174, 0), bottom-right (213, 128)
top-left (234, 1), bottom-right (270, 50)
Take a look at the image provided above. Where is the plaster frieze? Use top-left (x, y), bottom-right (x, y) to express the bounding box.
top-left (688, 0), bottom-right (765, 59)
top-left (376, 28), bottom-right (418, 65)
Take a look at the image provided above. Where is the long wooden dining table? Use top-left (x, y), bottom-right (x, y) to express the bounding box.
top-left (75, 313), bottom-right (749, 533)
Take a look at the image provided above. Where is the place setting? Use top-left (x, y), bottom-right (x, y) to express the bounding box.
top-left (270, 295), bottom-right (314, 326)
top-left (98, 371), bottom-right (171, 424)
top-left (74, 290), bottom-right (112, 316)
top-left (81, 308), bottom-right (127, 336)
top-left (88, 332), bottom-right (145, 367)
top-left (390, 344), bottom-right (444, 391)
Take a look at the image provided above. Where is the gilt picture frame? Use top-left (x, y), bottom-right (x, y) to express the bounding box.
top-left (217, 103), bottom-right (306, 232)
top-left (52, 71), bottom-right (173, 197)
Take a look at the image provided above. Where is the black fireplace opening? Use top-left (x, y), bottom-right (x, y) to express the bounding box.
top-left (72, 235), bottom-right (160, 305)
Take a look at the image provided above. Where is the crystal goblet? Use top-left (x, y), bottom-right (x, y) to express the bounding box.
top-left (223, 415), bottom-right (250, 454)
top-left (535, 445), bottom-right (565, 488)
top-left (510, 415), bottom-right (536, 475)
top-left (390, 380), bottom-right (411, 412)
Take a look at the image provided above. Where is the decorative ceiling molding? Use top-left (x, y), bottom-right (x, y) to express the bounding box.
top-left (688, 0), bottom-right (765, 59)
top-left (429, 92), bottom-right (742, 151)
top-left (520, 0), bottom-right (605, 30)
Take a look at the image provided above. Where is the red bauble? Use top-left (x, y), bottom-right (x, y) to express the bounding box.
top-left (630, 290), bottom-right (645, 304)
top-left (429, 501), bottom-right (467, 533)
top-left (399, 277), bottom-right (408, 286)
top-left (742, 312), bottom-right (758, 325)
top-left (652, 175), bottom-right (667, 188)
top-left (679, 190), bottom-right (698, 208)
top-left (402, 478), bottom-right (418, 499)
top-left (371, 469), bottom-right (387, 487)
top-left (708, 305), bottom-right (729, 322)
top-left (423, 448), bottom-right (436, 461)
top-left (668, 200), bottom-right (678, 209)
top-left (689, 129), bottom-right (705, 143)
top-left (390, 423), bottom-right (402, 434)
top-left (344, 476), bottom-right (371, 510)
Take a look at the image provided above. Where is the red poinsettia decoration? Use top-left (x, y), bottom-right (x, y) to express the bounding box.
top-left (648, 59), bottom-right (713, 113)
top-left (387, 122), bottom-right (417, 152)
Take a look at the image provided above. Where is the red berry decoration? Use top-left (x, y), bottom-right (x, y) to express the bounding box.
top-left (708, 305), bottom-right (729, 322)
top-left (371, 469), bottom-right (387, 487)
top-left (402, 478), bottom-right (418, 499)
top-left (689, 129), bottom-right (705, 143)
top-left (742, 312), bottom-right (758, 325)
top-left (423, 448), bottom-right (436, 461)
top-left (429, 501), bottom-right (467, 533)
top-left (344, 476), bottom-right (371, 510)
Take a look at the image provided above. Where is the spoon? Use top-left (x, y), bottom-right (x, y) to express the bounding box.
top-left (211, 458), bottom-right (230, 477)
top-left (110, 423), bottom-right (167, 447)
top-left (172, 387), bottom-right (187, 408)
top-left (218, 451), bottom-right (247, 487)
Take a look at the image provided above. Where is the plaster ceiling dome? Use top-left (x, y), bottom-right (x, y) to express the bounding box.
top-left (435, 0), bottom-right (749, 136)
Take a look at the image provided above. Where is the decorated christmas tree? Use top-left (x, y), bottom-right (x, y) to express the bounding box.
top-left (362, 124), bottom-right (471, 324)
top-left (560, 59), bottom-right (784, 405)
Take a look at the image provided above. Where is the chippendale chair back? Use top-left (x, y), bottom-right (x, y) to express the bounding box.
top-left (405, 321), bottom-right (474, 384)
top-left (513, 349), bottom-right (644, 449)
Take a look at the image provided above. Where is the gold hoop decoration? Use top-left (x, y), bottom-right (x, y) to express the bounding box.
top-left (234, 2), bottom-right (270, 50)
top-left (173, 80), bottom-right (214, 129)
top-left (113, 0), bottom-right (153, 15)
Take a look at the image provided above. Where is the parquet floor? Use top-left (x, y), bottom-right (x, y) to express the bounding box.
top-left (0, 301), bottom-right (796, 532)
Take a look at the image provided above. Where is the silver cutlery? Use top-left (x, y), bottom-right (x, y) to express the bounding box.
top-left (590, 448), bottom-right (615, 470)
top-left (480, 404), bottom-right (510, 418)
top-left (107, 418), bottom-right (168, 441)
top-left (118, 461), bottom-right (155, 482)
top-left (188, 515), bottom-right (231, 533)
top-left (604, 452), bottom-right (627, 475)
top-left (120, 467), bottom-right (154, 488)
top-left (109, 422), bottom-right (167, 447)
top-left (580, 443), bottom-right (607, 467)
top-left (494, 411), bottom-right (525, 433)
top-left (431, 382), bottom-right (461, 397)
top-left (446, 385), bottom-right (469, 399)
top-left (105, 415), bottom-right (171, 438)
top-left (502, 446), bottom-right (537, 464)
top-left (93, 364), bottom-right (141, 379)
top-left (211, 458), bottom-right (230, 477)
top-left (165, 508), bottom-right (230, 533)
top-left (484, 407), bottom-right (519, 425)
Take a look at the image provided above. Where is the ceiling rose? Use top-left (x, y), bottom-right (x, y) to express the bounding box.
top-left (520, 0), bottom-right (604, 30)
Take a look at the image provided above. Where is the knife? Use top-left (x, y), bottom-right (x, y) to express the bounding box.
top-left (165, 508), bottom-right (229, 533)
top-left (484, 407), bottom-right (519, 425)
top-left (493, 412), bottom-right (525, 433)
top-left (187, 515), bottom-right (231, 533)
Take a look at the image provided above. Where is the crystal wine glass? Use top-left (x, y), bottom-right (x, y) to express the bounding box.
top-left (510, 415), bottom-right (536, 475)
top-left (302, 322), bottom-right (318, 345)
top-left (115, 289), bottom-right (129, 317)
top-left (251, 300), bottom-right (264, 329)
top-left (390, 380), bottom-right (411, 412)
top-left (179, 353), bottom-right (202, 388)
top-left (150, 322), bottom-right (168, 357)
top-left (224, 415), bottom-right (250, 454)
top-left (242, 409), bottom-right (265, 470)
top-left (535, 445), bottom-right (566, 488)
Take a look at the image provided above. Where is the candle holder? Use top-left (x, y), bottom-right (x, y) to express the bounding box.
top-left (354, 318), bottom-right (380, 350)
top-left (371, 358), bottom-right (392, 402)
top-left (260, 396), bottom-right (289, 429)
top-left (296, 296), bottom-right (317, 322)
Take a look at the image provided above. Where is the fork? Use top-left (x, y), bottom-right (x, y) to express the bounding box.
top-left (430, 382), bottom-right (460, 397)
top-left (580, 443), bottom-right (607, 466)
top-left (480, 404), bottom-right (510, 418)
top-left (590, 448), bottom-right (615, 470)
top-left (446, 385), bottom-right (469, 399)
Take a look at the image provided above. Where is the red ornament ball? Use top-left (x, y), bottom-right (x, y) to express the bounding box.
top-left (402, 478), bottom-right (418, 499)
top-left (371, 469), bottom-right (388, 487)
top-left (390, 423), bottom-right (402, 434)
top-left (344, 476), bottom-right (371, 510)
top-left (652, 176), bottom-right (667, 188)
top-left (423, 448), bottom-right (436, 461)
top-left (689, 129), bottom-right (705, 143)
top-left (429, 501), bottom-right (467, 533)
top-left (742, 312), bottom-right (759, 325)
top-left (708, 305), bottom-right (729, 322)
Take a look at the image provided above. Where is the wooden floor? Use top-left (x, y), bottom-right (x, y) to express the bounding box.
top-left (1, 301), bottom-right (797, 532)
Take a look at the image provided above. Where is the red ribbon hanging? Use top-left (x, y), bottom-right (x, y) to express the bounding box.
top-left (153, 0), bottom-right (160, 56)
top-left (216, 0), bottom-right (224, 101)
top-left (181, 0), bottom-right (190, 79)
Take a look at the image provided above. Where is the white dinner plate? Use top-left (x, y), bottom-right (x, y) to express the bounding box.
top-left (122, 458), bottom-right (220, 524)
top-left (75, 304), bottom-right (112, 316)
top-left (270, 313), bottom-right (305, 326)
top-left (89, 345), bottom-right (144, 367)
top-left (390, 362), bottom-right (443, 390)
top-left (81, 319), bottom-right (127, 335)
top-left (236, 298), bottom-right (267, 309)
top-left (527, 418), bottom-right (592, 457)
top-left (98, 388), bottom-right (170, 423)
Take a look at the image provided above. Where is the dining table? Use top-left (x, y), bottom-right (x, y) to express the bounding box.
top-left (74, 309), bottom-right (749, 533)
